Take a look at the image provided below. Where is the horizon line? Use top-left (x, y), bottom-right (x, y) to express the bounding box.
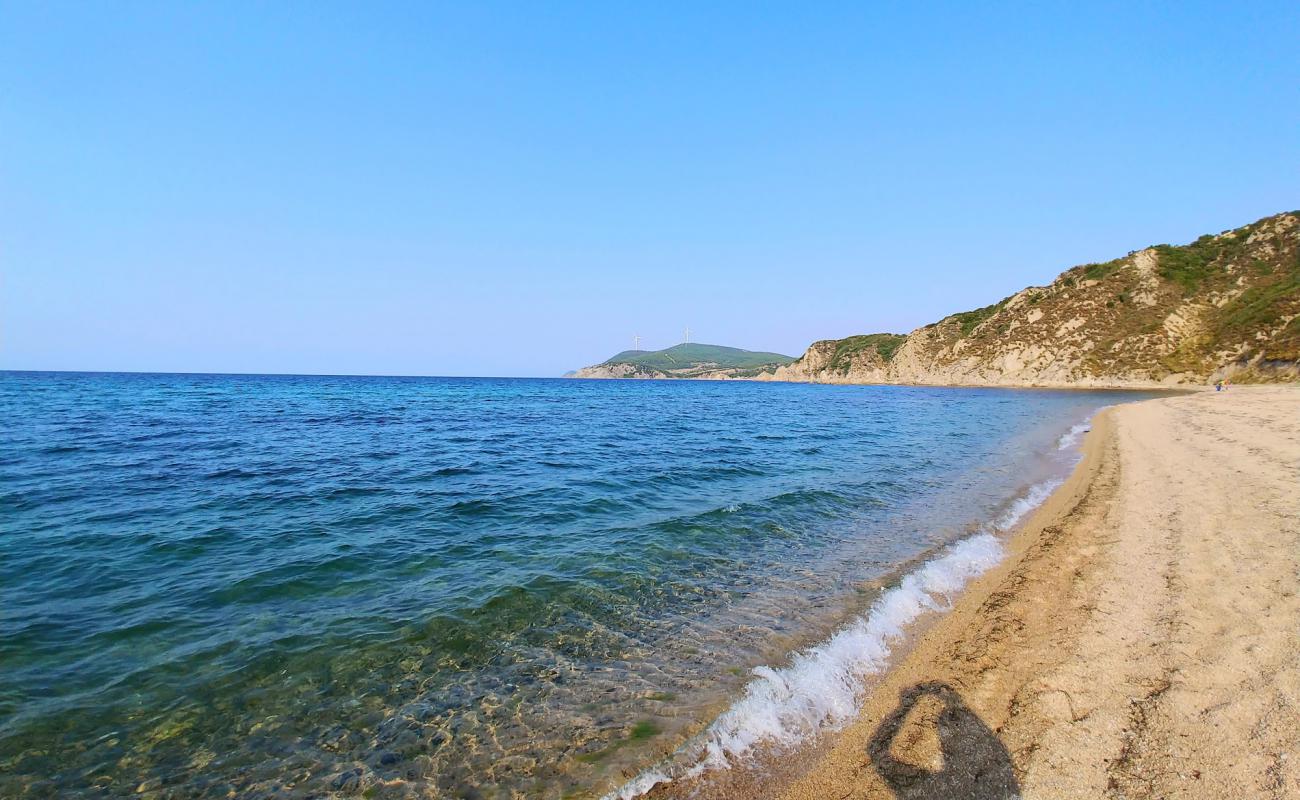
top-left (0, 368), bottom-right (584, 381)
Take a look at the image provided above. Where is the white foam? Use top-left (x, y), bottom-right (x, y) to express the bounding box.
top-left (605, 479), bottom-right (1062, 800)
top-left (607, 767), bottom-right (672, 800)
top-left (1057, 422), bottom-right (1090, 451)
top-left (995, 478), bottom-right (1061, 530)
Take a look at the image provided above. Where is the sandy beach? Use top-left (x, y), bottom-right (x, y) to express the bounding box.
top-left (757, 385), bottom-right (1300, 799)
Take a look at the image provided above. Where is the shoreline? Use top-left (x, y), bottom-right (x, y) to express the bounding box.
top-left (780, 385), bottom-right (1300, 799)
top-left (634, 385), bottom-right (1299, 799)
top-left (610, 412), bottom-right (1099, 800)
top-left (570, 373), bottom-right (1203, 392)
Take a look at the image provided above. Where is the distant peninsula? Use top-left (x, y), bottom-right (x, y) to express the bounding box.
top-left (569, 343), bottom-right (795, 380)
top-left (571, 210), bottom-right (1300, 387)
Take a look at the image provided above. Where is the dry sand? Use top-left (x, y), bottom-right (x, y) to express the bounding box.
top-left (763, 386), bottom-right (1300, 800)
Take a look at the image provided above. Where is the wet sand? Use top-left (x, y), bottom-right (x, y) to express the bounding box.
top-left (764, 385), bottom-right (1300, 799)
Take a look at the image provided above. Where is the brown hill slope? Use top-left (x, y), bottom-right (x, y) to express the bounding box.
top-left (761, 211), bottom-right (1300, 387)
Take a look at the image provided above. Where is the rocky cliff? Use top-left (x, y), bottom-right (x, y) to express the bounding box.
top-left (759, 211), bottom-right (1300, 388)
top-left (572, 343), bottom-right (795, 380)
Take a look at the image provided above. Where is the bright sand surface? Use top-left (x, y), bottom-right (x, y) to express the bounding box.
top-left (773, 386), bottom-right (1300, 799)
top-left (664, 386), bottom-right (1300, 799)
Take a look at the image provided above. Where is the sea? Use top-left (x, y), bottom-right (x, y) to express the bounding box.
top-left (0, 372), bottom-right (1157, 798)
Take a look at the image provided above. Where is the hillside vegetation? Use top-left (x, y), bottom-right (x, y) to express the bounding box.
top-left (572, 211), bottom-right (1300, 387)
top-left (762, 210), bottom-right (1300, 387)
top-left (572, 343), bottom-right (795, 380)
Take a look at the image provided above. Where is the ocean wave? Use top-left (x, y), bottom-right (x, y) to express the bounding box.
top-left (1057, 422), bottom-right (1090, 451)
top-left (430, 465), bottom-right (477, 477)
top-left (995, 478), bottom-right (1061, 530)
top-left (606, 478), bottom-right (1061, 800)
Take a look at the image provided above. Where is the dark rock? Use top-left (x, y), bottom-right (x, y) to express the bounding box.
top-left (330, 768), bottom-right (362, 793)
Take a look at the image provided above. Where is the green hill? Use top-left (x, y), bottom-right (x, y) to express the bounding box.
top-left (574, 343), bottom-right (795, 379)
top-left (577, 211), bottom-right (1300, 386)
top-left (606, 343), bottom-right (795, 370)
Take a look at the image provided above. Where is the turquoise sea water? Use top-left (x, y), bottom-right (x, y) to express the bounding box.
top-left (0, 373), bottom-right (1151, 798)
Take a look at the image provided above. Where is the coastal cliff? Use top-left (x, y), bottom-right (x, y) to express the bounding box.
top-left (758, 211), bottom-right (1300, 388)
top-left (572, 343), bottom-right (795, 380)
top-left (572, 212), bottom-right (1300, 388)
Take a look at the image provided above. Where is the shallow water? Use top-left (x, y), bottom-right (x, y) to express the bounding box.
top-left (0, 373), bottom-right (1152, 798)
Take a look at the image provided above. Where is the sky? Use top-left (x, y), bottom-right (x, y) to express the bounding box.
top-left (2, 2), bottom-right (1297, 377)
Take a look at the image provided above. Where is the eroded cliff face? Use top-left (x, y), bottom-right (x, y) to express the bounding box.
top-left (571, 363), bottom-right (746, 380)
top-left (571, 363), bottom-right (643, 379)
top-left (759, 338), bottom-right (892, 384)
top-left (759, 212), bottom-right (1300, 388)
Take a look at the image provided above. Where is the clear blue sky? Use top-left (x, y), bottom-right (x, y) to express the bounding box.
top-left (2, 2), bottom-right (1297, 376)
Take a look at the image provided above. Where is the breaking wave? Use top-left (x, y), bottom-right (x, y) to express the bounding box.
top-left (607, 478), bottom-right (1063, 800)
top-left (1057, 422), bottom-right (1090, 451)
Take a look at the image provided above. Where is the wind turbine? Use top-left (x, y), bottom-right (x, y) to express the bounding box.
top-left (683, 326), bottom-right (691, 344)
top-left (633, 334), bottom-right (641, 351)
